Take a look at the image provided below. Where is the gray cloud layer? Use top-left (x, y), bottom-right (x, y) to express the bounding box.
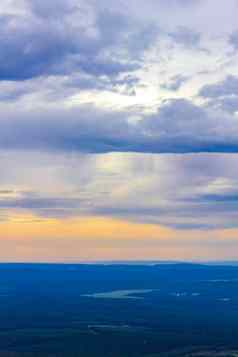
top-left (0, 0), bottom-right (157, 82)
top-left (0, 1), bottom-right (237, 155)
top-left (199, 75), bottom-right (238, 98)
top-left (1, 99), bottom-right (238, 154)
top-left (1, 151), bottom-right (238, 230)
top-left (1, 0), bottom-right (238, 235)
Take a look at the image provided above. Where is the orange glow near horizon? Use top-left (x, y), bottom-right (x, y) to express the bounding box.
top-left (1, 214), bottom-right (172, 240)
top-left (1, 213), bottom-right (238, 262)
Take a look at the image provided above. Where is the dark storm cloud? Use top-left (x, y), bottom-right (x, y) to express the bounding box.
top-left (0, 1), bottom-right (157, 82)
top-left (1, 99), bottom-right (238, 154)
top-left (0, 13), bottom-right (76, 80)
top-left (139, 99), bottom-right (238, 153)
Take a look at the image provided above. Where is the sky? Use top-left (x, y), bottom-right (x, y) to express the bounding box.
top-left (1, 0), bottom-right (238, 262)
